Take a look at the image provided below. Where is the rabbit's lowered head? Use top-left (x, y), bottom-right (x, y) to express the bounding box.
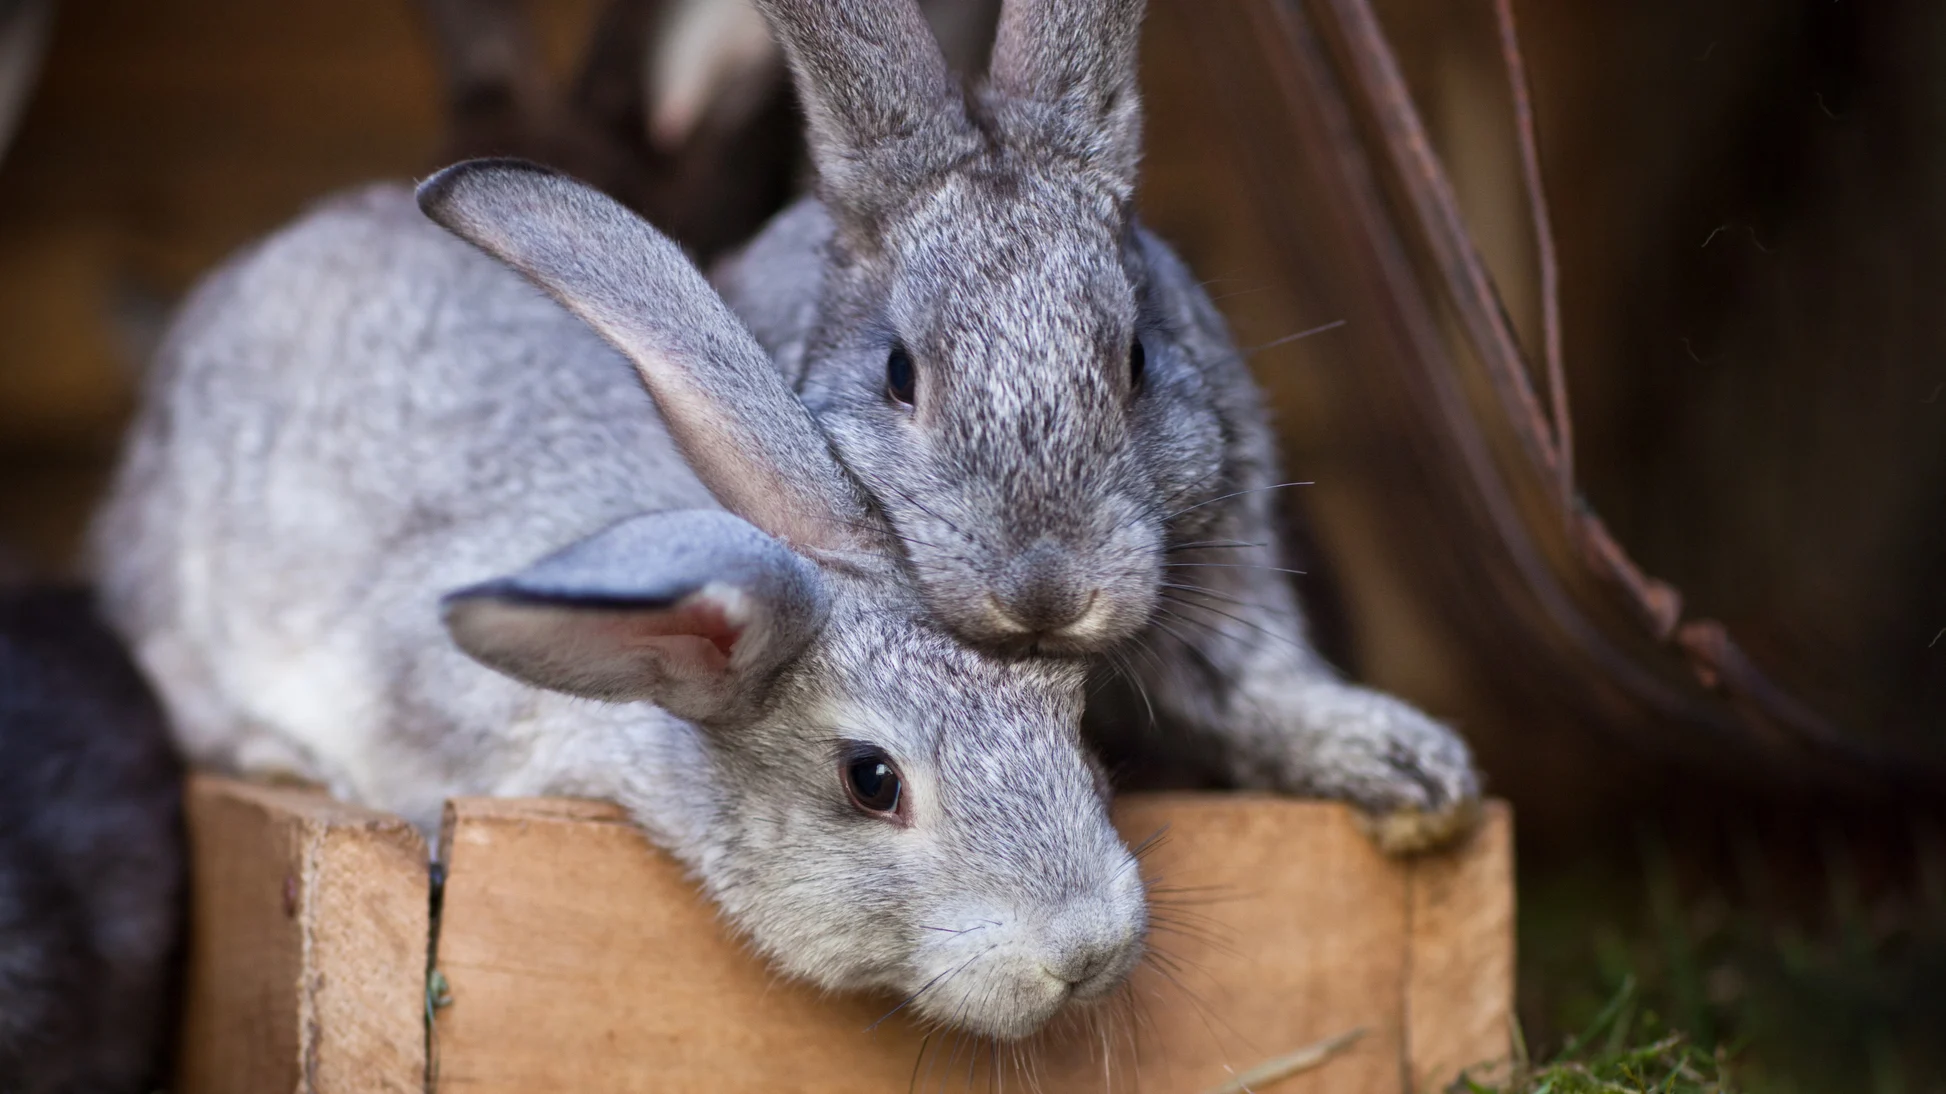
top-left (418, 161), bottom-right (1147, 1038)
top-left (720, 0), bottom-right (1255, 656)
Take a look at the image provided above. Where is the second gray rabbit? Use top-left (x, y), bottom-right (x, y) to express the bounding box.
top-left (92, 163), bottom-right (1143, 1039)
top-left (709, 0), bottom-right (1479, 850)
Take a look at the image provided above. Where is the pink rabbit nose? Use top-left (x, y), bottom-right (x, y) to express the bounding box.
top-left (994, 543), bottom-right (1098, 634)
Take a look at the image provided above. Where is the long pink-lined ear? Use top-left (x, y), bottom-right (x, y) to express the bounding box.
top-left (750, 0), bottom-right (977, 214)
top-left (416, 159), bottom-right (874, 558)
top-left (985, 0), bottom-right (1146, 194)
top-left (443, 511), bottom-right (827, 724)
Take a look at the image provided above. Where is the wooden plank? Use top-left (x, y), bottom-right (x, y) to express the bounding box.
top-left (1405, 802), bottom-right (1516, 1090)
top-left (432, 793), bottom-right (1514, 1093)
top-left (176, 775), bottom-right (430, 1094)
top-left (1092, 795), bottom-right (1410, 1094)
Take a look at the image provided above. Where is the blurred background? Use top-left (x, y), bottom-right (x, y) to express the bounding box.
top-left (0, 0), bottom-right (1940, 1089)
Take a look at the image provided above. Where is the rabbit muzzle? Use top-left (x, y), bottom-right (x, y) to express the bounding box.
top-left (905, 864), bottom-right (1148, 1040)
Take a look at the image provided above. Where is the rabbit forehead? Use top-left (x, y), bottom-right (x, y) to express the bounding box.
top-left (805, 596), bottom-right (1089, 737)
top-left (889, 168), bottom-right (1131, 314)
top-left (886, 172), bottom-right (1139, 439)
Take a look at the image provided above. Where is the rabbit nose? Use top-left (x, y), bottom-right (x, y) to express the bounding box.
top-left (1053, 947), bottom-right (1115, 987)
top-left (1041, 915), bottom-right (1142, 996)
top-left (994, 544), bottom-right (1098, 634)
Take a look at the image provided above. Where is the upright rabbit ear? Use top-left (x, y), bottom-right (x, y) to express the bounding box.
top-left (749, 0), bottom-right (976, 219)
top-left (443, 510), bottom-right (827, 724)
top-left (986, 0), bottom-right (1146, 195)
top-left (417, 159), bottom-right (873, 558)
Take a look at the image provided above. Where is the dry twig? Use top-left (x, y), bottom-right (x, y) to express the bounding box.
top-left (1200, 1027), bottom-right (1366, 1094)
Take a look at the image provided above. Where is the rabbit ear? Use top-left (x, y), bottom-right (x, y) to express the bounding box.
top-left (749, 0), bottom-right (975, 216)
top-left (442, 511), bottom-right (827, 723)
top-left (986, 0), bottom-right (1146, 193)
top-left (417, 159), bottom-right (873, 558)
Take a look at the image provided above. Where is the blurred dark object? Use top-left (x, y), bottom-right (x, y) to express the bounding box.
top-left (0, 543), bottom-right (26, 587)
top-left (0, 0), bottom-right (53, 167)
top-left (411, 0), bottom-right (1001, 261)
top-left (413, 0), bottom-right (798, 260)
top-left (0, 584), bottom-right (185, 1094)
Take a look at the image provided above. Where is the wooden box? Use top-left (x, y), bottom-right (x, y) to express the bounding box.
top-left (176, 775), bottom-right (1513, 1093)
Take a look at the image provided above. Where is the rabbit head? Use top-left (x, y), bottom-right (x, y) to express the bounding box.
top-left (735, 0), bottom-right (1240, 655)
top-left (419, 160), bottom-right (1147, 1038)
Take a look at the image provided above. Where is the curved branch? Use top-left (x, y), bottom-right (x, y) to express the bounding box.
top-left (1490, 0), bottom-right (1572, 510)
top-left (1299, 0), bottom-right (1930, 781)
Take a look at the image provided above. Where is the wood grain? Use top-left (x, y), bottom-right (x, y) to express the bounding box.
top-left (178, 776), bottom-right (1512, 1092)
top-left (1405, 802), bottom-right (1516, 1089)
top-left (429, 794), bottom-right (1515, 1093)
top-left (176, 774), bottom-right (430, 1094)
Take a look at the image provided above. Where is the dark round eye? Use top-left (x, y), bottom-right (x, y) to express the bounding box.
top-left (886, 345), bottom-right (916, 406)
top-left (844, 750), bottom-right (903, 814)
top-left (1128, 336), bottom-right (1147, 390)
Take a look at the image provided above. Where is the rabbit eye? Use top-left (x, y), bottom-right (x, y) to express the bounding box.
top-left (844, 749), bottom-right (904, 815)
top-left (886, 345), bottom-right (917, 406)
top-left (1129, 336), bottom-right (1147, 391)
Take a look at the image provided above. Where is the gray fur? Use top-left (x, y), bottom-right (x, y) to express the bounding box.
top-left (92, 174), bottom-right (1142, 1039)
top-left (750, 0), bottom-right (980, 218)
top-left (987, 0), bottom-right (1145, 188)
top-left (710, 0), bottom-right (1480, 837)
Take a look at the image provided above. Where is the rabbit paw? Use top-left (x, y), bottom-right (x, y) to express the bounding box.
top-left (1286, 690), bottom-right (1482, 856)
top-left (1355, 794), bottom-right (1483, 856)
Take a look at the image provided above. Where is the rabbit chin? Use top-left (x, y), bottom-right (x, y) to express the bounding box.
top-left (897, 895), bottom-right (1150, 1041)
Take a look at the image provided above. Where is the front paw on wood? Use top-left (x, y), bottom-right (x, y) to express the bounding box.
top-left (1355, 797), bottom-right (1483, 855)
top-left (1346, 717), bottom-right (1482, 854)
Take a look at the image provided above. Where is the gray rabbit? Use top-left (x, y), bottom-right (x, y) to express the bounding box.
top-left (0, 584), bottom-right (183, 1094)
top-left (707, 0), bottom-right (1479, 850)
top-left (93, 163), bottom-right (1144, 1038)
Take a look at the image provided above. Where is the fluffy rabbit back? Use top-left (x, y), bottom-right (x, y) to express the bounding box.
top-left (0, 587), bottom-right (183, 1094)
top-left (95, 185), bottom-right (710, 826)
